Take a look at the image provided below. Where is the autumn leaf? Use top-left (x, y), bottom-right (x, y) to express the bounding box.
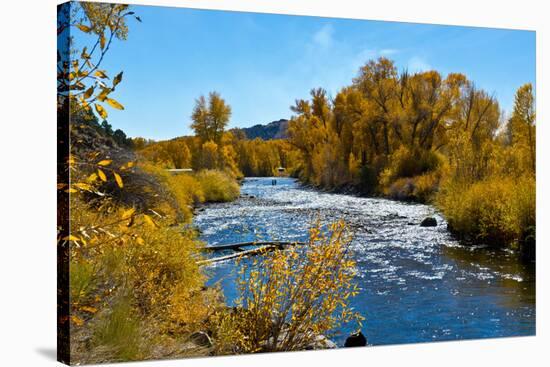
top-left (97, 159), bottom-right (112, 166)
top-left (94, 103), bottom-right (108, 119)
top-left (81, 46), bottom-right (90, 59)
top-left (122, 207), bottom-right (135, 219)
top-left (143, 214), bottom-right (158, 228)
top-left (120, 161), bottom-right (135, 170)
top-left (113, 71), bottom-right (123, 87)
top-left (72, 60), bottom-right (79, 74)
top-left (99, 32), bottom-right (106, 50)
top-left (62, 235), bottom-right (80, 242)
top-left (83, 86), bottom-right (94, 100)
top-left (96, 88), bottom-right (111, 102)
top-left (87, 172), bottom-right (98, 182)
top-left (106, 98), bottom-right (124, 110)
top-left (80, 306), bottom-right (97, 314)
top-left (80, 98), bottom-right (89, 110)
top-left (76, 24), bottom-right (91, 33)
top-left (73, 183), bottom-right (93, 191)
top-left (113, 172), bottom-right (124, 188)
top-left (71, 82), bottom-right (86, 91)
top-left (71, 315), bottom-right (84, 326)
top-left (97, 169), bottom-right (107, 182)
top-left (94, 70), bottom-right (109, 79)
top-left (136, 237), bottom-right (145, 245)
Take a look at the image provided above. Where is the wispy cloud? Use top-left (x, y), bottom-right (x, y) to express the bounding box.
top-left (407, 56), bottom-right (431, 72)
top-left (380, 48), bottom-right (399, 56)
top-left (312, 24), bottom-right (335, 49)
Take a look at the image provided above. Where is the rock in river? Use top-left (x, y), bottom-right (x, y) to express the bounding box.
top-left (420, 217), bottom-right (437, 227)
top-left (344, 331), bottom-right (367, 347)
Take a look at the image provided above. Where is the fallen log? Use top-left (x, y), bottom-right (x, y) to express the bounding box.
top-left (201, 241), bottom-right (306, 251)
top-left (197, 245), bottom-right (277, 266)
top-left (198, 241), bottom-right (306, 266)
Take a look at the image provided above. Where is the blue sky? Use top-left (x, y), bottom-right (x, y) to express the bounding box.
top-left (80, 5), bottom-right (535, 140)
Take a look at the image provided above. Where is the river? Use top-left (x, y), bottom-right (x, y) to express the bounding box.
top-left (194, 177), bottom-right (535, 347)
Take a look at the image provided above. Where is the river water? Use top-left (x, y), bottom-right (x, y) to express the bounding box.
top-left (195, 177), bottom-right (535, 346)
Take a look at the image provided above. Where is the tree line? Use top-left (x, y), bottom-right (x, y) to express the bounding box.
top-left (286, 57), bottom-right (535, 250)
top-left (138, 57), bottom-right (535, 251)
top-left (137, 91), bottom-right (299, 178)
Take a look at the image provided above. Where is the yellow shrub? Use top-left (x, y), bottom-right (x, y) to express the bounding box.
top-left (379, 147), bottom-right (443, 202)
top-left (67, 156), bottom-right (217, 363)
top-left (195, 169), bottom-right (240, 202)
top-left (126, 222), bottom-right (206, 321)
top-left (382, 171), bottom-right (440, 202)
top-left (380, 146), bottom-right (442, 185)
top-left (212, 220), bottom-right (363, 354)
top-left (437, 175), bottom-right (535, 246)
top-left (68, 197), bottom-right (214, 363)
top-left (139, 162), bottom-right (204, 222)
top-left (412, 171), bottom-right (441, 202)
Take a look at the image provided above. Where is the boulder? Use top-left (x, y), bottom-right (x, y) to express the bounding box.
top-left (420, 217), bottom-right (437, 227)
top-left (344, 331), bottom-right (367, 347)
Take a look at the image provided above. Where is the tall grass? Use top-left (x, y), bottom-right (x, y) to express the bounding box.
top-left (70, 260), bottom-right (95, 305)
top-left (92, 296), bottom-right (142, 361)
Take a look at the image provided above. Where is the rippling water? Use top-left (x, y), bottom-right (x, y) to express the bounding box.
top-left (195, 177), bottom-right (535, 346)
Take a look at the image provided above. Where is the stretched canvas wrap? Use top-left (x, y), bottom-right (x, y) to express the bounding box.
top-left (57, 1), bottom-right (536, 365)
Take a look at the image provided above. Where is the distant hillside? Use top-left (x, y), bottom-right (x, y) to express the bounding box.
top-left (239, 119), bottom-right (289, 140)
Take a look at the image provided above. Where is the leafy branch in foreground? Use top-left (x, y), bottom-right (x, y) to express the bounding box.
top-left (212, 220), bottom-right (364, 354)
top-left (57, 2), bottom-right (140, 119)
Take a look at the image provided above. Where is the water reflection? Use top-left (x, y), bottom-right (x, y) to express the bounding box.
top-left (442, 245), bottom-right (535, 307)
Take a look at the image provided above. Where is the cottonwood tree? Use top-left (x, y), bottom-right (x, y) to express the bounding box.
top-left (507, 83), bottom-right (536, 174)
top-left (191, 92), bottom-right (232, 144)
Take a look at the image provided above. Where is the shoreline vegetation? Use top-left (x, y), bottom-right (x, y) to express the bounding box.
top-left (58, 3), bottom-right (534, 364)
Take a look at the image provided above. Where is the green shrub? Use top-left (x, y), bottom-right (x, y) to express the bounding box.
top-left (195, 169), bottom-right (240, 202)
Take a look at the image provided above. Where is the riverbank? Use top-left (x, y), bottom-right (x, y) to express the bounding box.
top-left (65, 124), bottom-right (246, 364)
top-left (66, 124), bottom-right (360, 363)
